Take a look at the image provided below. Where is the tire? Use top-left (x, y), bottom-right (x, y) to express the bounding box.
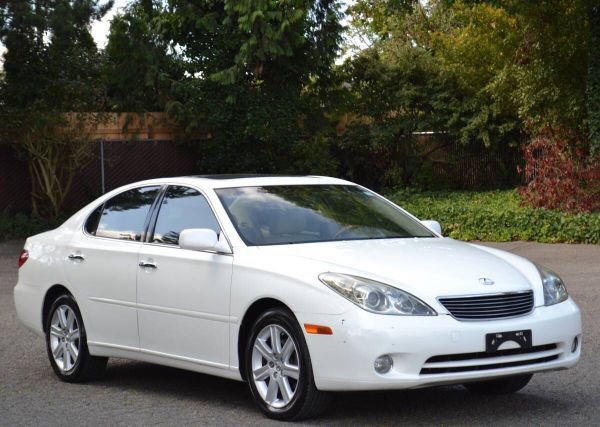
top-left (45, 294), bottom-right (108, 382)
top-left (463, 374), bottom-right (533, 394)
top-left (244, 307), bottom-right (331, 421)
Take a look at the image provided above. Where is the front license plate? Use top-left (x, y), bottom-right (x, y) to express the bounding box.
top-left (486, 330), bottom-right (532, 352)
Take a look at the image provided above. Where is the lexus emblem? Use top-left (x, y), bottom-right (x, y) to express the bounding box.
top-left (479, 277), bottom-right (495, 286)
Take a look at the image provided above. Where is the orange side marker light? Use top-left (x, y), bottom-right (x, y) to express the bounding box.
top-left (304, 324), bottom-right (333, 335)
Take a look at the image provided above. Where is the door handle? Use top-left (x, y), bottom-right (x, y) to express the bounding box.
top-left (139, 260), bottom-right (157, 269)
top-left (68, 253), bottom-right (85, 261)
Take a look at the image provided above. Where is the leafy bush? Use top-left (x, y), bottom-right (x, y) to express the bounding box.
top-left (0, 213), bottom-right (63, 241)
top-left (387, 189), bottom-right (600, 244)
top-left (519, 130), bottom-right (600, 213)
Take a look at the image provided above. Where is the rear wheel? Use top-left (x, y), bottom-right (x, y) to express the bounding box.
top-left (463, 374), bottom-right (533, 394)
top-left (244, 307), bottom-right (331, 420)
top-left (45, 294), bottom-right (107, 382)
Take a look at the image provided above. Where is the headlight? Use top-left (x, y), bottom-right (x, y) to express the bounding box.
top-left (537, 264), bottom-right (568, 306)
top-left (318, 272), bottom-right (436, 316)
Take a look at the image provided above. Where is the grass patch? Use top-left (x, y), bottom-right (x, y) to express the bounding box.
top-left (387, 189), bottom-right (600, 244)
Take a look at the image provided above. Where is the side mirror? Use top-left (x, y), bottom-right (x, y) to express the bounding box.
top-left (421, 220), bottom-right (442, 236)
top-left (179, 229), bottom-right (232, 253)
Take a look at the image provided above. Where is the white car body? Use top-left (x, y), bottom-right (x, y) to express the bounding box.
top-left (14, 175), bottom-right (582, 392)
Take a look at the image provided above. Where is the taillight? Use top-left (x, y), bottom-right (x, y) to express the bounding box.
top-left (18, 249), bottom-right (29, 268)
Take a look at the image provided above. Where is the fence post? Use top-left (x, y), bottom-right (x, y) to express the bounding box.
top-left (100, 140), bottom-right (105, 194)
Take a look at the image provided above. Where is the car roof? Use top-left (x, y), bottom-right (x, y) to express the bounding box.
top-left (125, 175), bottom-right (354, 190)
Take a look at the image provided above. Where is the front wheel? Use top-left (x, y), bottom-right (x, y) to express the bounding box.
top-left (463, 373), bottom-right (533, 394)
top-left (45, 294), bottom-right (107, 382)
top-left (244, 307), bottom-right (331, 420)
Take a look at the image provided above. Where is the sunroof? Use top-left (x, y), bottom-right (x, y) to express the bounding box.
top-left (190, 174), bottom-right (302, 180)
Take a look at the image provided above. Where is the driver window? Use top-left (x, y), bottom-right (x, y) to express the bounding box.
top-left (152, 186), bottom-right (221, 245)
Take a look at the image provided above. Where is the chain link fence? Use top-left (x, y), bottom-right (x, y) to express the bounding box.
top-left (1, 140), bottom-right (202, 215)
top-left (1, 139), bottom-right (523, 215)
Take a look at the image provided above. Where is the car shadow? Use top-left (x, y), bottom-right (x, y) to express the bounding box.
top-left (320, 387), bottom-right (568, 425)
top-left (100, 359), bottom-right (254, 410)
top-left (95, 359), bottom-right (568, 425)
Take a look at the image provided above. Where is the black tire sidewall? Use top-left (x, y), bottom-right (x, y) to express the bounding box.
top-left (244, 308), bottom-right (314, 420)
top-left (45, 294), bottom-right (90, 382)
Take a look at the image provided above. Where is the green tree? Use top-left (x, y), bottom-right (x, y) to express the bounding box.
top-left (341, 1), bottom-right (523, 188)
top-left (104, 0), bottom-right (182, 111)
top-left (0, 0), bottom-right (113, 217)
top-left (344, 0), bottom-right (596, 191)
top-left (143, 0), bottom-right (343, 174)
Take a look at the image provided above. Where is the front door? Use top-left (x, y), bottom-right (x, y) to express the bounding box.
top-left (137, 185), bottom-right (233, 367)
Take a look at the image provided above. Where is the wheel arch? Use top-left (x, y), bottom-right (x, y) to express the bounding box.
top-left (237, 297), bottom-right (295, 381)
top-left (41, 284), bottom-right (73, 333)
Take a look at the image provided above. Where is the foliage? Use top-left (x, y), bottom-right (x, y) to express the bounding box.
top-left (0, 112), bottom-right (105, 217)
top-left (0, 0), bottom-right (111, 217)
top-left (345, 1), bottom-right (522, 146)
top-left (588, 1), bottom-right (600, 155)
top-left (427, 1), bottom-right (522, 147)
top-left (344, 0), bottom-right (597, 209)
top-left (150, 0), bottom-right (343, 175)
top-left (339, 1), bottom-right (524, 190)
top-left (518, 129), bottom-right (600, 213)
top-left (388, 189), bottom-right (600, 244)
top-left (0, 0), bottom-right (112, 111)
top-left (337, 44), bottom-right (459, 188)
top-left (104, 0), bottom-right (182, 111)
top-left (0, 212), bottom-right (64, 241)
top-left (504, 0), bottom-right (589, 134)
top-left (1, 0), bottom-right (598, 221)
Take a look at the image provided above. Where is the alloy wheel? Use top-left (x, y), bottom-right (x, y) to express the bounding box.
top-left (49, 305), bottom-right (80, 373)
top-left (251, 324), bottom-right (300, 409)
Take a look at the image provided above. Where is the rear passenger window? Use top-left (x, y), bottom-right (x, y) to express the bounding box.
top-left (152, 186), bottom-right (221, 245)
top-left (95, 186), bottom-right (160, 241)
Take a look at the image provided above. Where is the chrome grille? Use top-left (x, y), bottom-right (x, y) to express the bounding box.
top-left (439, 291), bottom-right (534, 320)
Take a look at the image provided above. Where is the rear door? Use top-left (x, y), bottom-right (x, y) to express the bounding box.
top-left (63, 185), bottom-right (161, 350)
top-left (137, 185), bottom-right (233, 367)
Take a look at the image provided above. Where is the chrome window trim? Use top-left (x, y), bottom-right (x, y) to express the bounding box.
top-left (143, 183), bottom-right (234, 255)
top-left (80, 183), bottom-right (234, 254)
top-left (81, 184), bottom-right (162, 244)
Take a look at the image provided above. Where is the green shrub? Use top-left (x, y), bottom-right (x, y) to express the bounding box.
top-left (0, 213), bottom-right (63, 241)
top-left (387, 189), bottom-right (600, 244)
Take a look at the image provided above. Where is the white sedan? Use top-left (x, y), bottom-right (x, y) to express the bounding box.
top-left (14, 175), bottom-right (581, 420)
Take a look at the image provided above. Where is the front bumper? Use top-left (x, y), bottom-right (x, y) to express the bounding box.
top-left (298, 298), bottom-right (581, 391)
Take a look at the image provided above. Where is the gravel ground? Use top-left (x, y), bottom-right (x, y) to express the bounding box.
top-left (0, 239), bottom-right (598, 426)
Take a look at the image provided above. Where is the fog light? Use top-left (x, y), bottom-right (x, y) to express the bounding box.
top-left (571, 337), bottom-right (579, 353)
top-left (374, 355), bottom-right (393, 374)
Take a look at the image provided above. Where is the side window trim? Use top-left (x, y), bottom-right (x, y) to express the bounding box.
top-left (84, 201), bottom-right (106, 236)
top-left (82, 185), bottom-right (161, 243)
top-left (144, 184), bottom-right (233, 253)
top-left (142, 185), bottom-right (168, 243)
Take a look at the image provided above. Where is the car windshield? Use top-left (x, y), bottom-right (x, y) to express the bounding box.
top-left (215, 185), bottom-right (434, 246)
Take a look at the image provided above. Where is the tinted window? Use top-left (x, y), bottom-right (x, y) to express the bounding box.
top-left (95, 186), bottom-right (160, 241)
top-left (216, 185), bottom-right (434, 246)
top-left (152, 186), bottom-right (221, 245)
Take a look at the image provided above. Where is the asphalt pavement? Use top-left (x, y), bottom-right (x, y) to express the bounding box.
top-left (1, 239), bottom-right (598, 426)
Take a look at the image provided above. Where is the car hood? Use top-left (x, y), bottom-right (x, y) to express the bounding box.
top-left (256, 237), bottom-right (538, 306)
